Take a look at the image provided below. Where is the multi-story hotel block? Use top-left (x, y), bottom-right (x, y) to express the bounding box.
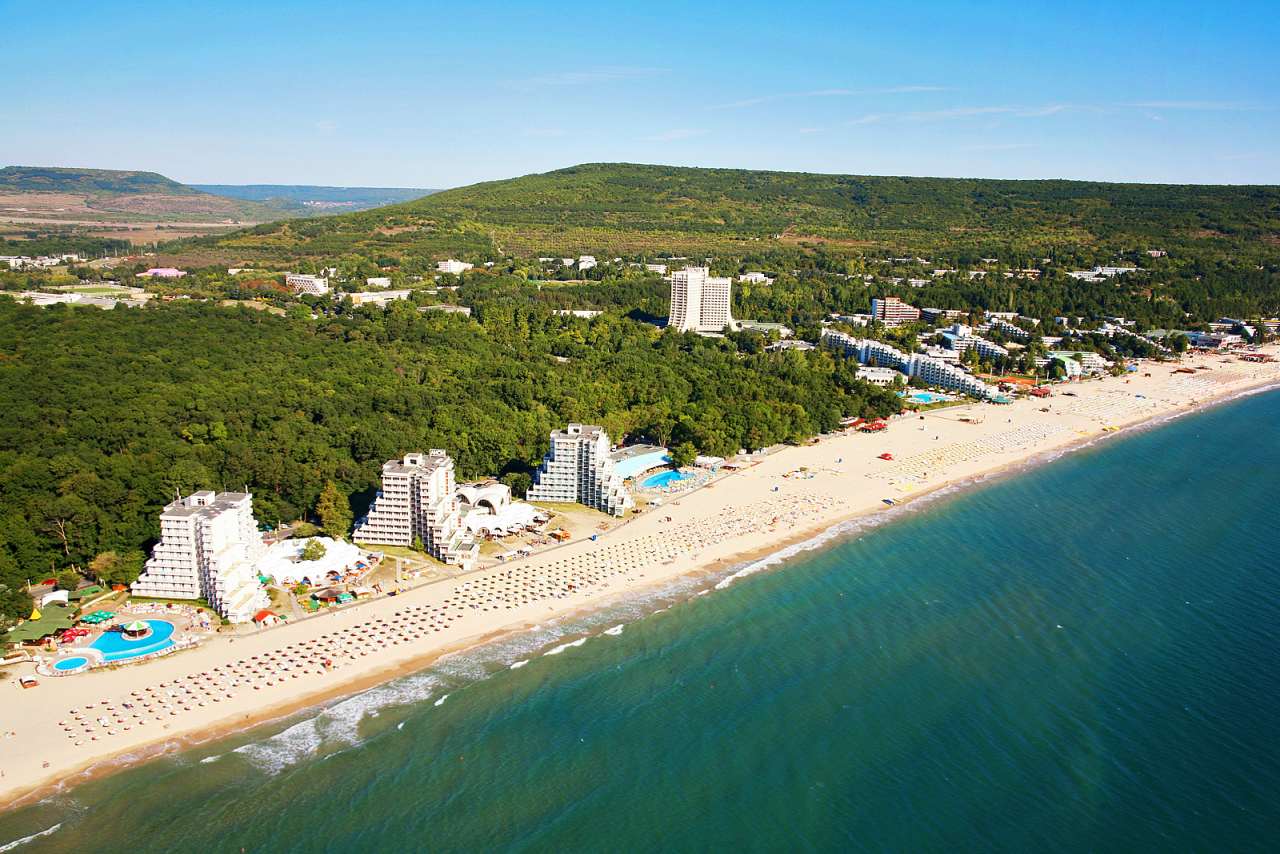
top-left (436, 259), bottom-right (474, 274)
top-left (526, 424), bottom-right (634, 516)
top-left (821, 330), bottom-right (994, 399)
top-left (352, 451), bottom-right (478, 571)
top-left (286, 273), bottom-right (330, 295)
top-left (870, 296), bottom-right (921, 326)
top-left (131, 491), bottom-right (270, 623)
top-left (668, 266), bottom-right (733, 333)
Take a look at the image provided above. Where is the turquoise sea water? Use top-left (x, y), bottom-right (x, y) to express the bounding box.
top-left (4, 389), bottom-right (1280, 852)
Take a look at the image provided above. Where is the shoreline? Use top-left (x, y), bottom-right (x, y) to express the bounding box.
top-left (4, 350), bottom-right (1280, 813)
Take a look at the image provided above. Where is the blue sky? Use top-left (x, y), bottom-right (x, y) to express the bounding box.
top-left (3, 0), bottom-right (1277, 187)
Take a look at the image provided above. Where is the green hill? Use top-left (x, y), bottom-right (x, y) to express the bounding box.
top-left (0, 165), bottom-right (201, 196)
top-left (197, 162), bottom-right (1280, 261)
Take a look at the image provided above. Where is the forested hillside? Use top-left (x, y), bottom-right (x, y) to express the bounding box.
top-left (198, 162), bottom-right (1280, 261)
top-left (0, 297), bottom-right (898, 624)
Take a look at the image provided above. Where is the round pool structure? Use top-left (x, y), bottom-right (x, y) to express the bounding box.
top-left (90, 619), bottom-right (176, 662)
top-left (641, 469), bottom-right (694, 490)
top-left (899, 391), bottom-right (954, 405)
top-left (53, 656), bottom-right (91, 673)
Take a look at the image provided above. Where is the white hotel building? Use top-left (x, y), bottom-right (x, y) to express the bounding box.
top-left (822, 330), bottom-right (994, 399)
top-left (940, 324), bottom-right (1009, 360)
top-left (353, 451), bottom-right (478, 571)
top-left (870, 296), bottom-right (922, 326)
top-left (437, 259), bottom-right (474, 275)
top-left (668, 266), bottom-right (733, 334)
top-left (131, 491), bottom-right (270, 623)
top-left (526, 424), bottom-right (633, 516)
top-left (286, 273), bottom-right (330, 295)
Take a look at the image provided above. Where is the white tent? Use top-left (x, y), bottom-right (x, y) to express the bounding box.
top-left (258, 537), bottom-right (372, 586)
top-left (462, 502), bottom-right (545, 537)
top-left (41, 589), bottom-right (70, 608)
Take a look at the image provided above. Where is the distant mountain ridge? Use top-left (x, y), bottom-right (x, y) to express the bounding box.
top-left (0, 166), bottom-right (201, 196)
top-left (0, 166), bottom-right (436, 231)
top-left (192, 184), bottom-right (436, 209)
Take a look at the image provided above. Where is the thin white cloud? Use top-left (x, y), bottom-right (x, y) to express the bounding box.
top-left (712, 85), bottom-right (948, 110)
top-left (644, 128), bottom-right (708, 142)
top-left (847, 105), bottom-right (1018, 125)
top-left (504, 67), bottom-right (662, 90)
top-left (1124, 100), bottom-right (1266, 111)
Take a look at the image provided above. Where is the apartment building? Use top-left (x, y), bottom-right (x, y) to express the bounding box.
top-left (870, 296), bottom-right (921, 326)
top-left (526, 424), bottom-right (634, 516)
top-left (131, 491), bottom-right (270, 623)
top-left (352, 451), bottom-right (478, 571)
top-left (437, 259), bottom-right (473, 274)
top-left (668, 266), bottom-right (733, 334)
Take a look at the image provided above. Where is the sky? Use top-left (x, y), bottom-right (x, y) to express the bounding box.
top-left (3, 0), bottom-right (1278, 188)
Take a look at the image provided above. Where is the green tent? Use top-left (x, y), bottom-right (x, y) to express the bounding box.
top-left (5, 606), bottom-right (76, 643)
top-left (122, 620), bottom-right (149, 633)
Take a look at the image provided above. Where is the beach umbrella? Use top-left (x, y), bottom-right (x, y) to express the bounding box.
top-left (123, 620), bottom-right (149, 633)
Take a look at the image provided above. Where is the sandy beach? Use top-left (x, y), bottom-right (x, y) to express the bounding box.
top-left (3, 347), bottom-right (1279, 810)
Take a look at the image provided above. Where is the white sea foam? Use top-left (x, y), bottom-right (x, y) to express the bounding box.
top-left (509, 659), bottom-right (528, 669)
top-left (0, 823), bottom-right (62, 852)
top-left (433, 694), bottom-right (449, 707)
top-left (198, 754), bottom-right (222, 764)
top-left (604, 625), bottom-right (624, 636)
top-left (233, 672), bottom-right (443, 774)
top-left (544, 637), bottom-right (587, 656)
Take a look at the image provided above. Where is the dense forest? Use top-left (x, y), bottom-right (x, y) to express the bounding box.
top-left (0, 296), bottom-right (899, 626)
top-left (191, 162), bottom-right (1280, 262)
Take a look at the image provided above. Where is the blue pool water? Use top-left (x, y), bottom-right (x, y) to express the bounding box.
top-left (89, 620), bottom-right (175, 661)
top-left (899, 390), bottom-right (952, 404)
top-left (641, 469), bottom-right (693, 489)
top-left (613, 449), bottom-right (671, 480)
top-left (53, 656), bottom-right (89, 672)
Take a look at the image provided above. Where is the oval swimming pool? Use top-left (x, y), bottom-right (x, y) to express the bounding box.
top-left (90, 619), bottom-right (176, 662)
top-left (641, 469), bottom-right (694, 489)
top-left (53, 656), bottom-right (90, 672)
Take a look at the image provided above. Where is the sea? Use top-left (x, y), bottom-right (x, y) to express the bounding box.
top-left (3, 388), bottom-right (1280, 853)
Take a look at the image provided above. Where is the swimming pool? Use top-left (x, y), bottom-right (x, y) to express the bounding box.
top-left (53, 656), bottom-right (90, 672)
top-left (899, 391), bottom-right (954, 404)
top-left (641, 469), bottom-right (694, 489)
top-left (90, 619), bottom-right (176, 662)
